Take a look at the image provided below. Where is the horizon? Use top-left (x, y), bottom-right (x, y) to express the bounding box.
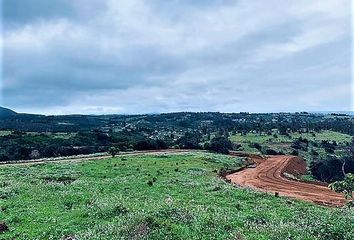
top-left (1, 0), bottom-right (352, 115)
top-left (1, 105), bottom-right (353, 116)
top-left (2, 2), bottom-right (354, 238)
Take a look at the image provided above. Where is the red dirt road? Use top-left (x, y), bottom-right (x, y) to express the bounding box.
top-left (226, 155), bottom-right (346, 207)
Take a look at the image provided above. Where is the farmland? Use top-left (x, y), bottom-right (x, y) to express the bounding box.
top-left (1, 152), bottom-right (353, 240)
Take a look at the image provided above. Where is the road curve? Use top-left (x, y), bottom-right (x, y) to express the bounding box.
top-left (226, 155), bottom-right (346, 207)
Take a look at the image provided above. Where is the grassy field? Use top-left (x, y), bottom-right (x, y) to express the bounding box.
top-left (22, 132), bottom-right (77, 139)
top-left (229, 130), bottom-right (352, 156)
top-left (230, 130), bottom-right (352, 145)
top-left (0, 152), bottom-right (353, 240)
top-left (0, 131), bottom-right (12, 137)
top-left (291, 131), bottom-right (352, 143)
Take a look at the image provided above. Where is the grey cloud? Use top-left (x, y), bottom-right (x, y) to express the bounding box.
top-left (2, 0), bottom-right (75, 26)
top-left (1, 0), bottom-right (351, 114)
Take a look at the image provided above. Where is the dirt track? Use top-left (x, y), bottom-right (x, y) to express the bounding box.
top-left (0, 149), bottom-right (198, 167)
top-left (226, 155), bottom-right (346, 207)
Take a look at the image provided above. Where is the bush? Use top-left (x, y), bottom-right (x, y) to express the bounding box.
top-left (310, 157), bottom-right (354, 182)
top-left (321, 141), bottom-right (336, 154)
top-left (330, 173), bottom-right (354, 200)
top-left (311, 149), bottom-right (319, 156)
top-left (209, 137), bottom-right (233, 154)
top-left (134, 139), bottom-right (168, 151)
top-left (108, 147), bottom-right (119, 157)
top-left (203, 142), bottom-right (210, 150)
top-left (176, 132), bottom-right (202, 149)
top-left (264, 149), bottom-right (278, 155)
top-left (291, 150), bottom-right (299, 156)
top-left (250, 143), bottom-right (262, 151)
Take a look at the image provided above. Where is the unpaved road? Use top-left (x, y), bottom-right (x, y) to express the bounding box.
top-left (0, 149), bottom-right (200, 167)
top-left (226, 155), bottom-right (346, 207)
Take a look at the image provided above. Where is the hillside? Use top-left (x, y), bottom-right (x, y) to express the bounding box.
top-left (1, 152), bottom-right (353, 239)
top-left (0, 107), bottom-right (17, 118)
top-left (0, 111), bottom-right (353, 184)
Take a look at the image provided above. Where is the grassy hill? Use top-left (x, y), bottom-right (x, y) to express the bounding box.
top-left (0, 152), bottom-right (353, 239)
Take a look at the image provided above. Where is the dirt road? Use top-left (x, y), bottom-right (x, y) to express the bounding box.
top-left (0, 149), bottom-right (200, 167)
top-left (226, 155), bottom-right (346, 207)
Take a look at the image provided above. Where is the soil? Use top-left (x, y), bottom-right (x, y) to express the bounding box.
top-left (226, 155), bottom-right (346, 207)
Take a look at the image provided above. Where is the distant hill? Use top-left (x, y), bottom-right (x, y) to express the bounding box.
top-left (0, 107), bottom-right (17, 118)
top-left (311, 111), bottom-right (354, 116)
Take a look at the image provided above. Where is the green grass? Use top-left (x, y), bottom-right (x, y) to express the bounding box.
top-left (291, 131), bottom-right (352, 144)
top-left (1, 153), bottom-right (353, 240)
top-left (230, 130), bottom-right (352, 157)
top-left (0, 131), bottom-right (12, 137)
top-left (230, 133), bottom-right (279, 144)
top-left (230, 130), bottom-right (352, 145)
top-left (24, 132), bottom-right (77, 139)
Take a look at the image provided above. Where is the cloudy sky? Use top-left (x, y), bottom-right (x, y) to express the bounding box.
top-left (0, 0), bottom-right (352, 114)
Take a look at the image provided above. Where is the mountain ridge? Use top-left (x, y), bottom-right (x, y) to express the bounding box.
top-left (0, 107), bottom-right (17, 118)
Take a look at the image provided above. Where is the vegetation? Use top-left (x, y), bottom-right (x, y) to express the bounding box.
top-left (330, 173), bottom-right (354, 201)
top-left (108, 147), bottom-right (119, 157)
top-left (229, 130), bottom-right (353, 182)
top-left (1, 110), bottom-right (354, 183)
top-left (1, 153), bottom-right (353, 239)
top-left (0, 107), bottom-right (17, 118)
top-left (208, 137), bottom-right (233, 154)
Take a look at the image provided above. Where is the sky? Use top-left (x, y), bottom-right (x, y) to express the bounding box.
top-left (0, 0), bottom-right (352, 115)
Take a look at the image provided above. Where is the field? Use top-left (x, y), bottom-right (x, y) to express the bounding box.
top-left (0, 131), bottom-right (12, 137)
top-left (230, 130), bottom-right (352, 156)
top-left (1, 152), bottom-right (353, 240)
top-left (230, 130), bottom-right (352, 145)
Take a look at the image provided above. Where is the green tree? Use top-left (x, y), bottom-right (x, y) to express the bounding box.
top-left (209, 137), bottom-right (233, 154)
top-left (329, 173), bottom-right (354, 203)
top-left (108, 147), bottom-right (119, 157)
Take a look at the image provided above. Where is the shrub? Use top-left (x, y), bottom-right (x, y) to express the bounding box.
top-left (264, 149), bottom-right (278, 155)
top-left (310, 157), bottom-right (354, 182)
top-left (250, 143), bottom-right (262, 151)
top-left (209, 137), bottom-right (233, 154)
top-left (311, 149), bottom-right (319, 156)
top-left (329, 173), bottom-right (354, 200)
top-left (291, 150), bottom-right (299, 156)
top-left (176, 132), bottom-right (202, 149)
top-left (108, 147), bottom-right (119, 157)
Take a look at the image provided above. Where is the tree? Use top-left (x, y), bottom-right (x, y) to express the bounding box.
top-left (134, 140), bottom-right (153, 150)
top-left (209, 137), bottom-right (233, 154)
top-left (203, 142), bottom-right (210, 150)
top-left (291, 150), bottom-right (299, 156)
top-left (329, 173), bottom-right (354, 203)
top-left (251, 142), bottom-right (262, 151)
top-left (108, 147), bottom-right (119, 157)
top-left (310, 157), bottom-right (345, 182)
top-left (176, 132), bottom-right (202, 149)
top-left (264, 148), bottom-right (279, 155)
top-left (155, 139), bottom-right (168, 149)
